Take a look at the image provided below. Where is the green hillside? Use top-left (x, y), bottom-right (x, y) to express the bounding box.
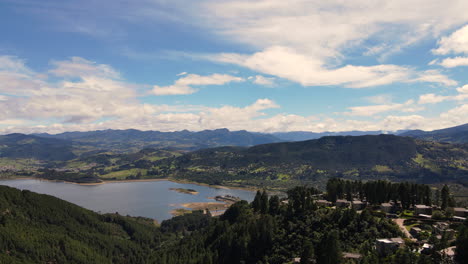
top-left (152, 135), bottom-right (468, 189)
top-left (0, 134), bottom-right (76, 161)
top-left (0, 185), bottom-right (165, 263)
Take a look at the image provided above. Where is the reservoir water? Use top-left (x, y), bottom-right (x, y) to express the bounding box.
top-left (0, 179), bottom-right (255, 222)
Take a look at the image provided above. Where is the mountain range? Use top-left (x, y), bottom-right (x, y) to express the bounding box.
top-left (0, 124), bottom-right (465, 161)
top-left (32, 128), bottom-right (281, 153)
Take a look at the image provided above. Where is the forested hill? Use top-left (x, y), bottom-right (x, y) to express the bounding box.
top-left (0, 185), bottom-right (164, 263)
top-left (400, 123), bottom-right (468, 143)
top-left (0, 134), bottom-right (75, 161)
top-left (155, 135), bottom-right (468, 188)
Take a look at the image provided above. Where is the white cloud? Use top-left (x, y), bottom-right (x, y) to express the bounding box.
top-left (49, 57), bottom-right (120, 79)
top-left (418, 84), bottom-right (468, 104)
top-left (0, 119), bottom-right (27, 126)
top-left (438, 56), bottom-right (468, 68)
top-left (433, 24), bottom-right (468, 55)
top-left (8, 1), bottom-right (467, 88)
top-left (1, 55), bottom-right (467, 135)
top-left (365, 94), bottom-right (393, 104)
top-left (208, 46), bottom-right (457, 88)
top-left (409, 70), bottom-right (458, 86)
top-left (252, 75), bottom-right (275, 86)
top-left (0, 56), bottom-right (160, 124)
top-left (345, 100), bottom-right (422, 117)
top-left (457, 84), bottom-right (468, 93)
top-left (212, 46), bottom-right (421, 88)
top-left (193, 0), bottom-right (465, 87)
top-left (152, 73), bottom-right (244, 95)
top-left (418, 94), bottom-right (449, 104)
top-left (176, 72), bottom-right (187, 76)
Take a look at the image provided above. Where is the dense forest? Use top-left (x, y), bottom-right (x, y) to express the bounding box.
top-left (325, 179), bottom-right (455, 209)
top-left (1, 181), bottom-right (467, 263)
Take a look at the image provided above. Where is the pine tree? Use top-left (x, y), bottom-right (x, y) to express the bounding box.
top-left (441, 185), bottom-right (450, 210)
top-left (252, 190), bottom-right (262, 212)
top-left (317, 230), bottom-right (342, 264)
top-left (300, 240), bottom-right (314, 264)
top-left (268, 195), bottom-right (280, 215)
top-left (260, 190), bottom-right (269, 214)
top-left (455, 219), bottom-right (468, 264)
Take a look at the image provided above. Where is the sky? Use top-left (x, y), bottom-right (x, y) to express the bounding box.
top-left (0, 0), bottom-right (468, 134)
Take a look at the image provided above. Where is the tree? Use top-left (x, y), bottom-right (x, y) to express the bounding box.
top-left (441, 185), bottom-right (450, 210)
top-left (260, 190), bottom-right (269, 214)
top-left (434, 189), bottom-right (440, 207)
top-left (252, 191), bottom-right (262, 212)
top-left (317, 230), bottom-right (342, 264)
top-left (455, 220), bottom-right (468, 264)
top-left (300, 240), bottom-right (314, 264)
top-left (268, 195), bottom-right (280, 215)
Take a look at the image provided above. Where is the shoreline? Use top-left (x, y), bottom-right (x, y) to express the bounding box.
top-left (0, 176), bottom-right (258, 192)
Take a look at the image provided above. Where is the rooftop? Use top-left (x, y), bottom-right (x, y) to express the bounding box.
top-left (343, 252), bottom-right (362, 259)
top-left (415, 204), bottom-right (431, 209)
top-left (336, 199), bottom-right (349, 203)
top-left (377, 237), bottom-right (404, 244)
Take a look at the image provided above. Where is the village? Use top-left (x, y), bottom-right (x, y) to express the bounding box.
top-left (302, 197), bottom-right (468, 262)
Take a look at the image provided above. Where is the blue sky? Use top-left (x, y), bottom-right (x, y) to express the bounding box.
top-left (0, 0), bottom-right (468, 133)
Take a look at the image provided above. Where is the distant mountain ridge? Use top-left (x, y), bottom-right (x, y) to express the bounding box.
top-left (399, 123), bottom-right (468, 143)
top-left (1, 123), bottom-right (466, 162)
top-left (271, 130), bottom-right (395, 141)
top-left (31, 128), bottom-right (282, 154)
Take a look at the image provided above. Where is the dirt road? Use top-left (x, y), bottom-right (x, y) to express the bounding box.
top-left (393, 218), bottom-right (414, 240)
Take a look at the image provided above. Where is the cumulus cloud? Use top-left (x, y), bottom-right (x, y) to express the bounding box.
top-left (49, 57), bottom-right (120, 79)
top-left (433, 24), bottom-right (468, 55)
top-left (345, 100), bottom-right (423, 117)
top-left (0, 56), bottom-right (159, 124)
top-left (194, 0), bottom-right (465, 87)
top-left (409, 70), bottom-right (458, 86)
top-left (251, 75), bottom-right (275, 86)
top-left (418, 84), bottom-right (468, 104)
top-left (7, 1), bottom-right (466, 87)
top-left (1, 55), bottom-right (467, 135)
top-left (439, 56), bottom-right (468, 68)
top-left (418, 94), bottom-right (449, 104)
top-left (152, 73), bottom-right (244, 95)
top-left (209, 46), bottom-right (457, 88)
top-left (458, 84), bottom-right (468, 93)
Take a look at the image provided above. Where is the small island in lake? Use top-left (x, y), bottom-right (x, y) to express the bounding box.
top-left (169, 188), bottom-right (199, 195)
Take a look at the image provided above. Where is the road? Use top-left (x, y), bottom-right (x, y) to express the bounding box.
top-left (393, 218), bottom-right (415, 240)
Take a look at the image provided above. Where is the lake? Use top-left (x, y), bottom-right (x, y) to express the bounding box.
top-left (0, 179), bottom-right (255, 222)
